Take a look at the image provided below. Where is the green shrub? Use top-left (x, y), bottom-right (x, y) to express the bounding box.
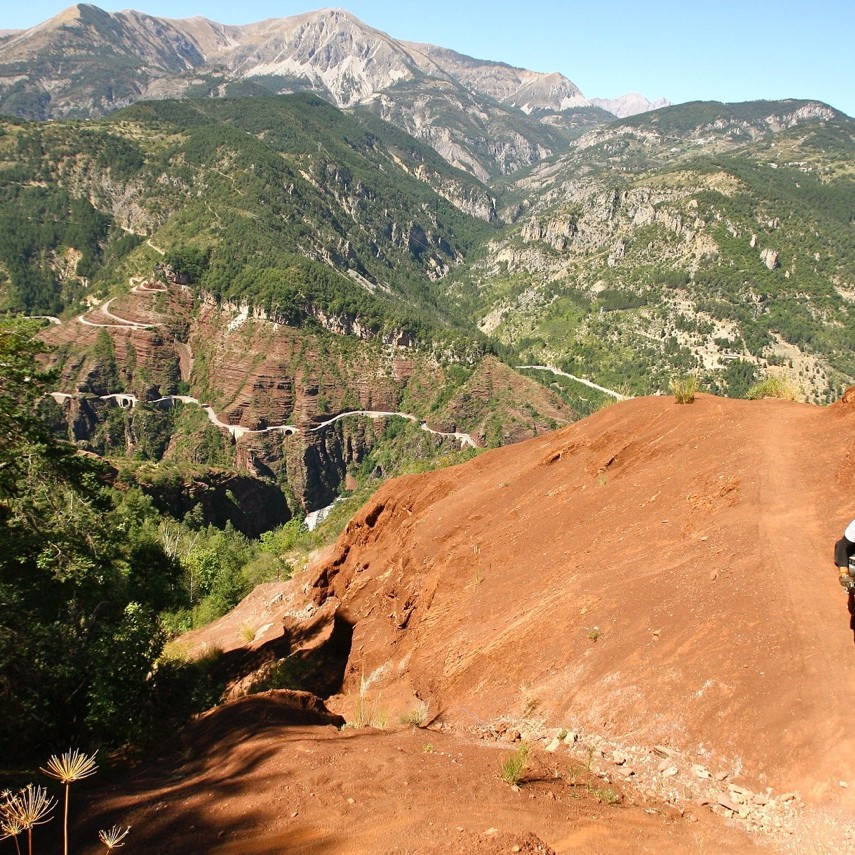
top-left (499, 744), bottom-right (530, 786)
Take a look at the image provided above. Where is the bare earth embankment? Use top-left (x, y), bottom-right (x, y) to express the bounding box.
top-left (75, 392), bottom-right (855, 853)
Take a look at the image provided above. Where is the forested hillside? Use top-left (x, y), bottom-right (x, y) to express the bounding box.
top-left (449, 103), bottom-right (855, 403)
top-left (0, 94), bottom-right (574, 536)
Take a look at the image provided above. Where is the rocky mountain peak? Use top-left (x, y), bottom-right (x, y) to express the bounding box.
top-left (0, 5), bottom-right (669, 174)
top-left (508, 70), bottom-right (591, 113)
top-left (231, 7), bottom-right (419, 107)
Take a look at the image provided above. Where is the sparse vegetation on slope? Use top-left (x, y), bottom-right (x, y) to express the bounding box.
top-left (446, 105), bottom-right (855, 404)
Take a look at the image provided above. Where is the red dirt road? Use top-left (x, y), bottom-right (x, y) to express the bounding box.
top-left (78, 701), bottom-right (761, 854)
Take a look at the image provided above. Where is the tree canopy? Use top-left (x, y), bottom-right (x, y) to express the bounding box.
top-left (0, 318), bottom-right (169, 761)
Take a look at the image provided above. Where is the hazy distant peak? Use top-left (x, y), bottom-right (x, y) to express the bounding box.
top-left (591, 92), bottom-right (671, 118)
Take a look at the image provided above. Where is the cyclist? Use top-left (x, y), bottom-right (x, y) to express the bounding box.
top-left (834, 519), bottom-right (855, 593)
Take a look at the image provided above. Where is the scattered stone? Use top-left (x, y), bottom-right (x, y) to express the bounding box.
top-left (738, 806), bottom-right (751, 819)
top-left (658, 759), bottom-right (670, 772)
top-left (761, 247), bottom-right (780, 270)
top-left (546, 738), bottom-right (561, 753)
top-left (612, 752), bottom-right (627, 766)
top-left (840, 781), bottom-right (849, 788)
top-left (692, 764), bottom-right (711, 779)
top-left (347, 797), bottom-right (355, 804)
top-left (563, 731), bottom-right (578, 744)
top-left (653, 745), bottom-right (677, 758)
top-left (778, 792), bottom-right (796, 802)
top-left (753, 792), bottom-right (768, 806)
top-left (717, 795), bottom-right (741, 813)
top-left (504, 728), bottom-right (521, 743)
top-left (661, 766), bottom-right (679, 778)
top-left (710, 571), bottom-right (718, 581)
top-left (714, 771), bottom-right (729, 782)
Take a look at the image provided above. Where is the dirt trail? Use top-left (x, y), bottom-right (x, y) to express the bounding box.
top-left (758, 403), bottom-right (855, 801)
top-left (76, 710), bottom-right (764, 855)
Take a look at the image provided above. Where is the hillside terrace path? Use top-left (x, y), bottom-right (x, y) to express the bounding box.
top-left (756, 400), bottom-right (855, 803)
top-left (518, 364), bottom-right (629, 400)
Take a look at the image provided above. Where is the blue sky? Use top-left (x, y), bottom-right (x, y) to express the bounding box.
top-left (4, 1), bottom-right (854, 117)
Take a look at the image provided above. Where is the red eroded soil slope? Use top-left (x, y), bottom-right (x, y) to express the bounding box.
top-left (137, 391), bottom-right (855, 853)
top-left (305, 393), bottom-right (855, 802)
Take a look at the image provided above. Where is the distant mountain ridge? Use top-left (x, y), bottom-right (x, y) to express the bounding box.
top-left (591, 92), bottom-right (671, 118)
top-left (0, 5), bottom-right (590, 111)
top-left (0, 4), bottom-right (662, 176)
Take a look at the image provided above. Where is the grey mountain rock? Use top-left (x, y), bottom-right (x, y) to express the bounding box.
top-left (0, 4), bottom-right (616, 176)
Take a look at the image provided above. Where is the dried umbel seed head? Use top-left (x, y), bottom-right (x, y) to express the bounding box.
top-left (41, 748), bottom-right (98, 785)
top-left (5, 784), bottom-right (56, 830)
top-left (98, 825), bottom-right (131, 850)
top-left (1, 810), bottom-right (26, 841)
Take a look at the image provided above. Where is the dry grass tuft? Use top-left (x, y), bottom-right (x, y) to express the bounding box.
top-left (746, 376), bottom-right (799, 401)
top-left (669, 375), bottom-right (698, 404)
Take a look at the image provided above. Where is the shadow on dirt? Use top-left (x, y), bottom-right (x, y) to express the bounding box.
top-left (70, 751), bottom-right (338, 854)
top-left (209, 609), bottom-right (354, 699)
top-left (58, 611), bottom-right (357, 853)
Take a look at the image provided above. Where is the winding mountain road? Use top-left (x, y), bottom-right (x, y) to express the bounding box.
top-left (50, 392), bottom-right (477, 447)
top-left (78, 297), bottom-right (161, 330)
